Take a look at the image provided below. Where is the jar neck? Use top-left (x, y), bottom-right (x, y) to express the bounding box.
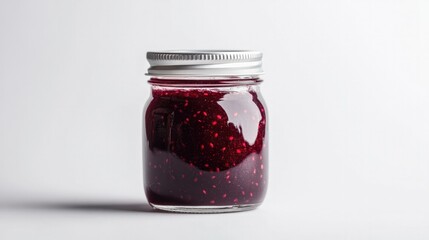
top-left (148, 76), bottom-right (262, 88)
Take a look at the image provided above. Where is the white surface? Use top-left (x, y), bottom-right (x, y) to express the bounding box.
top-left (1, 0), bottom-right (429, 239)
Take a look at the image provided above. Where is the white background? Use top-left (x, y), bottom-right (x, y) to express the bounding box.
top-left (1, 0), bottom-right (429, 239)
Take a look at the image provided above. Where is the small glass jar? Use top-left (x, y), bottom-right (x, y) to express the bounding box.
top-left (143, 50), bottom-right (268, 213)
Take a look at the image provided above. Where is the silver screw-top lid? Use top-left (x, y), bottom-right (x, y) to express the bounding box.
top-left (146, 50), bottom-right (263, 77)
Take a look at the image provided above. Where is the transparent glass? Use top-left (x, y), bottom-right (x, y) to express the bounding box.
top-left (143, 77), bottom-right (268, 213)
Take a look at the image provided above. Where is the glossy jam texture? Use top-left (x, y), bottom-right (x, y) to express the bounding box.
top-left (144, 81), bottom-right (268, 206)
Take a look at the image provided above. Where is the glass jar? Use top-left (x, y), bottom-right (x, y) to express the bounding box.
top-left (143, 50), bottom-right (268, 213)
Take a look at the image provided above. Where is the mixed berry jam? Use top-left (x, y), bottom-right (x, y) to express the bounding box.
top-left (143, 79), bottom-right (268, 207)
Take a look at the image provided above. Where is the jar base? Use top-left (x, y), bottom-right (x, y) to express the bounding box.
top-left (150, 203), bottom-right (260, 213)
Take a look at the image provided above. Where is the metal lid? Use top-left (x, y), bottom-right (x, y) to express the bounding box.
top-left (146, 50), bottom-right (263, 77)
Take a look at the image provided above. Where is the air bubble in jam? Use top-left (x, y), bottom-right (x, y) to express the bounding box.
top-left (144, 79), bottom-right (268, 207)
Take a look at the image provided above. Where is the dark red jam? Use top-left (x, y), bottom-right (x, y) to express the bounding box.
top-left (143, 79), bottom-right (268, 207)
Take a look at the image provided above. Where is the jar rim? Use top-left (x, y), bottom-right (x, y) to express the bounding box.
top-left (148, 77), bottom-right (262, 87)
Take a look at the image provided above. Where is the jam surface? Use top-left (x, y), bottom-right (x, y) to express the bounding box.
top-left (144, 82), bottom-right (268, 206)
